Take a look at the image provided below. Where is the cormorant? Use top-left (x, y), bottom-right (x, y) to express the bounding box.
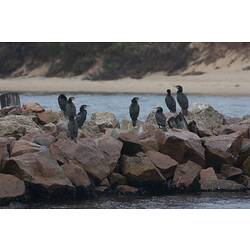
top-left (165, 89), bottom-right (176, 113)
top-left (155, 107), bottom-right (167, 130)
top-left (176, 85), bottom-right (189, 115)
top-left (68, 116), bottom-right (78, 142)
top-left (66, 96), bottom-right (76, 118)
top-left (129, 97), bottom-right (140, 127)
top-left (76, 104), bottom-right (88, 128)
top-left (58, 94), bottom-right (67, 114)
top-left (175, 112), bottom-right (188, 129)
top-left (188, 120), bottom-right (199, 135)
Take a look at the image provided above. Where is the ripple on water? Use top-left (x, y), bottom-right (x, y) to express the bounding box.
top-left (4, 192), bottom-right (250, 209)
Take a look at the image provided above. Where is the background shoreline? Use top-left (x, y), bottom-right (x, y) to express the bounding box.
top-left (1, 71), bottom-right (250, 96)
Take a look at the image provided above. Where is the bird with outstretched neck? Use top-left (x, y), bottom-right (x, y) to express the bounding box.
top-left (66, 96), bottom-right (77, 119)
top-left (165, 89), bottom-right (176, 113)
top-left (76, 104), bottom-right (89, 128)
top-left (129, 97), bottom-right (140, 127)
top-left (175, 85), bottom-right (189, 116)
top-left (155, 106), bottom-right (167, 131)
top-left (58, 94), bottom-right (67, 115)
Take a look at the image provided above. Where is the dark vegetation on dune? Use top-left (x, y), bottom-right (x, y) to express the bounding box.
top-left (0, 42), bottom-right (250, 79)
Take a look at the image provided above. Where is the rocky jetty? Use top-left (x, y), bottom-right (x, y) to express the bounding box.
top-left (0, 102), bottom-right (250, 205)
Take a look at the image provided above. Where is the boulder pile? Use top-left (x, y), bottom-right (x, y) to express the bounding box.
top-left (0, 102), bottom-right (250, 205)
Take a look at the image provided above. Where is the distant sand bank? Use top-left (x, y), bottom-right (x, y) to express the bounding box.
top-left (0, 70), bottom-right (250, 96)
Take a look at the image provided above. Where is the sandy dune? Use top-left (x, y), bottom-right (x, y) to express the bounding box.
top-left (0, 70), bottom-right (250, 96)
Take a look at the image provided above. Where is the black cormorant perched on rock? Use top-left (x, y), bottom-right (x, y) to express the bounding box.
top-left (58, 94), bottom-right (67, 114)
top-left (176, 85), bottom-right (189, 115)
top-left (155, 107), bottom-right (167, 130)
top-left (129, 97), bottom-right (140, 127)
top-left (76, 104), bottom-right (88, 128)
top-left (165, 89), bottom-right (176, 113)
top-left (66, 97), bottom-right (76, 118)
top-left (68, 116), bottom-right (78, 142)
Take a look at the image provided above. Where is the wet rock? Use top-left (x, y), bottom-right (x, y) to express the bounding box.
top-left (146, 150), bottom-right (177, 179)
top-left (33, 136), bottom-right (55, 147)
top-left (3, 150), bottom-right (74, 197)
top-left (56, 119), bottom-right (68, 134)
top-left (237, 138), bottom-right (250, 166)
top-left (140, 136), bottom-right (159, 152)
top-left (173, 161), bottom-right (202, 190)
top-left (50, 138), bottom-right (110, 182)
top-left (200, 168), bottom-right (245, 191)
top-left (120, 119), bottom-right (130, 130)
top-left (187, 103), bottom-right (225, 130)
top-left (145, 110), bottom-right (157, 125)
top-left (120, 154), bottom-right (165, 185)
top-left (220, 165), bottom-right (243, 179)
top-left (0, 106), bottom-right (20, 116)
top-left (216, 180), bottom-right (245, 191)
top-left (119, 131), bottom-right (143, 156)
top-left (97, 136), bottom-right (123, 172)
top-left (91, 112), bottom-right (119, 129)
top-left (43, 123), bottom-right (57, 136)
top-left (0, 115), bottom-right (38, 138)
top-left (22, 102), bottom-right (44, 113)
top-left (104, 128), bottom-right (120, 139)
top-left (82, 121), bottom-right (101, 135)
top-left (197, 127), bottom-right (213, 138)
top-left (116, 185), bottom-right (138, 195)
top-left (242, 156), bottom-right (250, 176)
top-left (138, 129), bottom-right (162, 152)
top-left (216, 124), bottom-right (250, 138)
top-left (234, 175), bottom-right (250, 187)
top-left (0, 174), bottom-right (25, 203)
top-left (100, 178), bottom-right (110, 186)
top-left (78, 128), bottom-right (94, 139)
top-left (159, 129), bottom-right (205, 166)
top-left (8, 107), bottom-right (22, 115)
top-left (95, 186), bottom-right (109, 194)
top-left (109, 172), bottom-right (127, 186)
top-left (0, 137), bottom-right (15, 167)
top-left (62, 161), bottom-right (91, 188)
top-left (11, 139), bottom-right (46, 157)
top-left (199, 167), bottom-right (219, 191)
top-left (203, 132), bottom-right (243, 171)
top-left (22, 128), bottom-right (55, 147)
top-left (37, 111), bottom-right (60, 125)
top-left (188, 120), bottom-right (213, 137)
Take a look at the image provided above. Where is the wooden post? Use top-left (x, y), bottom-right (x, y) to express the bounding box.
top-left (0, 93), bottom-right (21, 109)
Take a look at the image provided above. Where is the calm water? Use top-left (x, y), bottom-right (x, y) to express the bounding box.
top-left (15, 94), bottom-right (250, 208)
top-left (4, 192), bottom-right (250, 209)
top-left (20, 93), bottom-right (250, 119)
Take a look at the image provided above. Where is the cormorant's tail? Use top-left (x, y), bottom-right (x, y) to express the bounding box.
top-left (132, 120), bottom-right (137, 127)
top-left (182, 109), bottom-right (188, 116)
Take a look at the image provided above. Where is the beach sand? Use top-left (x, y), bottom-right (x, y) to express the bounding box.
top-left (0, 69), bottom-right (250, 96)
